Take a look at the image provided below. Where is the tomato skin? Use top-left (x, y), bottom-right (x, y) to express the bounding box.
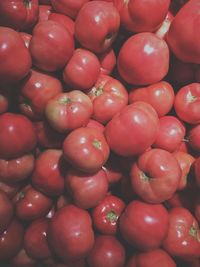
top-left (153, 116), bottom-right (186, 152)
top-left (48, 13), bottom-right (75, 35)
top-left (38, 4), bottom-right (51, 22)
top-left (113, 0), bottom-right (170, 33)
top-left (104, 101), bottom-right (159, 157)
top-left (0, 27), bottom-right (32, 85)
top-left (126, 249), bottom-right (176, 267)
top-left (9, 248), bottom-right (39, 267)
top-left (92, 195), bottom-right (125, 235)
top-left (162, 207), bottom-right (200, 260)
top-left (174, 83), bottom-right (200, 125)
top-left (0, 113), bottom-right (37, 160)
top-left (87, 74), bottom-right (128, 124)
top-left (98, 48), bottom-right (116, 75)
top-left (117, 32), bottom-right (169, 85)
top-left (30, 20), bottom-right (74, 72)
top-left (63, 127), bottom-right (110, 173)
top-left (130, 148), bottom-right (181, 203)
top-left (47, 204), bottom-right (95, 263)
top-left (0, 153), bottom-right (34, 184)
top-left (119, 200), bottom-right (169, 251)
top-left (19, 32), bottom-right (32, 48)
top-left (75, 1), bottom-right (120, 53)
top-left (188, 124), bottom-right (200, 152)
top-left (128, 81), bottom-right (175, 117)
top-left (155, 11), bottom-right (174, 40)
top-left (0, 0), bottom-right (39, 31)
top-left (86, 235), bottom-right (126, 267)
top-left (167, 0), bottom-right (200, 63)
top-left (31, 149), bottom-right (65, 196)
top-left (45, 91), bottom-right (93, 133)
top-left (24, 218), bottom-right (51, 260)
top-left (63, 48), bottom-right (101, 91)
top-left (0, 190), bottom-right (13, 234)
top-left (19, 69), bottom-right (63, 120)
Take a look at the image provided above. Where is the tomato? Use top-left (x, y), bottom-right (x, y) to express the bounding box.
top-left (65, 168), bottom-right (109, 209)
top-left (19, 32), bottom-right (32, 48)
top-left (63, 127), bottom-right (110, 173)
top-left (38, 4), bottom-right (52, 22)
top-left (87, 74), bottom-right (128, 124)
top-left (45, 91), bottom-right (93, 133)
top-left (126, 249), bottom-right (176, 267)
top-left (30, 20), bottom-right (74, 72)
top-left (48, 13), bottom-right (75, 35)
top-left (9, 248), bottom-right (39, 267)
top-left (117, 32), bottom-right (169, 85)
top-left (47, 204), bottom-right (94, 262)
top-left (0, 182), bottom-right (19, 199)
top-left (31, 149), bottom-right (65, 196)
top-left (104, 101), bottom-right (159, 157)
top-left (98, 48), bottom-right (116, 75)
top-left (0, 219), bottom-right (24, 262)
top-left (92, 195), bottom-right (125, 235)
top-left (153, 116), bottom-right (186, 152)
top-left (130, 148), bottom-right (181, 203)
top-left (63, 48), bottom-right (101, 91)
top-left (24, 218), bottom-right (51, 260)
top-left (0, 113), bottom-right (37, 159)
top-left (0, 190), bottom-right (13, 234)
top-left (113, 0), bottom-right (170, 33)
top-left (155, 11), bottom-right (174, 40)
top-left (0, 27), bottom-right (32, 84)
top-left (75, 1), bottom-right (120, 53)
top-left (162, 207), bottom-right (200, 260)
top-left (174, 83), bottom-right (200, 124)
top-left (0, 153), bottom-right (34, 183)
top-left (0, 0), bottom-right (39, 31)
top-left (19, 69), bottom-right (63, 120)
top-left (188, 124), bottom-right (200, 152)
top-left (128, 81), bottom-right (175, 117)
top-left (119, 200), bottom-right (169, 251)
top-left (86, 235), bottom-right (126, 267)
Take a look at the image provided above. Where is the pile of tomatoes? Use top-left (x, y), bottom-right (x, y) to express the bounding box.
top-left (0, 0), bottom-right (200, 266)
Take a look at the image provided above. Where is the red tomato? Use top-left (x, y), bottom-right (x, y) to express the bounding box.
top-left (87, 74), bottom-right (128, 124)
top-left (0, 27), bottom-right (32, 84)
top-left (162, 207), bottom-right (200, 260)
top-left (9, 248), bottom-right (39, 267)
top-left (113, 0), bottom-right (170, 33)
top-left (48, 13), bottom-right (75, 35)
top-left (153, 116), bottom-right (186, 152)
top-left (130, 148), bottom-right (181, 203)
top-left (63, 48), bottom-right (101, 90)
top-left (24, 218), bottom-right (51, 260)
top-left (63, 127), bottom-right (110, 173)
top-left (126, 249), bottom-right (176, 267)
top-left (38, 5), bottom-right (52, 22)
top-left (128, 81), bottom-right (175, 117)
top-left (92, 195), bottom-right (125, 235)
top-left (0, 190), bottom-right (13, 234)
top-left (47, 205), bottom-right (94, 262)
top-left (98, 48), bottom-right (116, 75)
top-left (188, 124), bottom-right (200, 152)
top-left (65, 168), bottom-right (109, 209)
top-left (0, 182), bottom-right (19, 199)
top-left (0, 153), bottom-right (34, 183)
top-left (19, 69), bottom-right (63, 120)
top-left (75, 1), bottom-right (120, 53)
top-left (104, 102), bottom-right (159, 157)
top-left (45, 90), bottom-right (93, 133)
top-left (0, 113), bottom-right (37, 159)
top-left (117, 32), bottom-right (169, 85)
top-left (19, 32), bottom-right (32, 48)
top-left (0, 0), bottom-right (39, 31)
top-left (174, 83), bottom-right (200, 124)
top-left (119, 200), bottom-right (169, 251)
top-left (31, 149), bottom-right (65, 196)
top-left (30, 20), bottom-right (74, 72)
top-left (86, 235), bottom-right (126, 267)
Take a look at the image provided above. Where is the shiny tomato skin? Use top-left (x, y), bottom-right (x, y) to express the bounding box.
top-left (117, 32), bottom-right (169, 85)
top-left (92, 195), bottom-right (125, 235)
top-left (0, 113), bottom-right (37, 160)
top-left (65, 168), bottom-right (108, 209)
top-left (130, 148), bottom-right (181, 203)
top-left (19, 32), bottom-right (32, 48)
top-left (128, 81), bottom-right (175, 117)
top-left (31, 149), bottom-right (65, 196)
top-left (47, 204), bottom-right (95, 263)
top-left (163, 207), bottom-right (200, 260)
top-left (86, 235), bottom-right (126, 267)
top-left (87, 74), bottom-right (128, 124)
top-left (126, 249), bottom-right (176, 267)
top-left (154, 11), bottom-right (174, 40)
top-left (174, 83), bottom-right (200, 124)
top-left (0, 27), bottom-right (32, 84)
top-left (104, 101), bottom-right (159, 157)
top-left (119, 200), bottom-right (169, 251)
top-left (63, 127), bottom-right (110, 173)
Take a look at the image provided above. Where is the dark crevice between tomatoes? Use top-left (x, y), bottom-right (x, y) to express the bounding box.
top-left (23, 0), bottom-right (32, 9)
